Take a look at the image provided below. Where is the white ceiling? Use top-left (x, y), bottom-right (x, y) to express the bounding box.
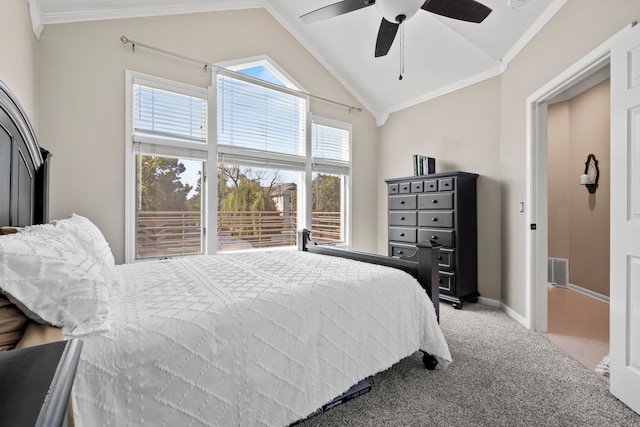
top-left (31, 0), bottom-right (566, 124)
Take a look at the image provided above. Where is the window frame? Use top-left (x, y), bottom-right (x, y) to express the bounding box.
top-left (125, 61), bottom-right (352, 261)
top-left (124, 70), bottom-right (218, 263)
top-left (310, 116), bottom-right (352, 245)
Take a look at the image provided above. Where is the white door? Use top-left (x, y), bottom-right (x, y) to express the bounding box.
top-left (610, 23), bottom-right (640, 414)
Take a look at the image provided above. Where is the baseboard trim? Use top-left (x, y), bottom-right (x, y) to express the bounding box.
top-left (500, 302), bottom-right (529, 328)
top-left (478, 296), bottom-right (500, 307)
top-left (566, 283), bottom-right (610, 304)
top-left (477, 297), bottom-right (530, 328)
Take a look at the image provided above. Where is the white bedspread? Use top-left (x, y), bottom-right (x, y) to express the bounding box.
top-left (70, 251), bottom-right (451, 426)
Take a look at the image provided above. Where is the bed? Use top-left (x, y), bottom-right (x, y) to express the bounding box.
top-left (0, 79), bottom-right (451, 426)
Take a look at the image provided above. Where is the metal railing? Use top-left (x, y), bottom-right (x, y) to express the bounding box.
top-left (136, 210), bottom-right (341, 258)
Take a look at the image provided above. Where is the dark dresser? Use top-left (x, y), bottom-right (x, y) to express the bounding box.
top-left (386, 172), bottom-right (479, 308)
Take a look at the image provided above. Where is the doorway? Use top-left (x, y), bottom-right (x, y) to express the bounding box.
top-left (525, 43), bottom-right (611, 334)
top-left (544, 78), bottom-right (611, 372)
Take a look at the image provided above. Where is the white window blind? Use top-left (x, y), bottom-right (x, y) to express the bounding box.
top-left (217, 74), bottom-right (307, 157)
top-left (311, 120), bottom-right (351, 176)
top-left (312, 122), bottom-right (350, 163)
top-left (133, 83), bottom-right (207, 143)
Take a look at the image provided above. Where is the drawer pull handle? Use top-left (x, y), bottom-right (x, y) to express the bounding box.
top-left (400, 217), bottom-right (405, 220)
top-left (432, 217), bottom-right (438, 222)
top-left (403, 187), bottom-right (408, 190)
top-left (400, 233), bottom-right (405, 237)
top-left (432, 200), bottom-right (438, 204)
top-left (400, 201), bottom-right (405, 205)
top-left (398, 251), bottom-right (404, 255)
top-left (431, 236), bottom-right (438, 240)
top-left (444, 183), bottom-right (449, 187)
top-left (438, 256), bottom-right (443, 261)
top-left (438, 279), bottom-right (443, 284)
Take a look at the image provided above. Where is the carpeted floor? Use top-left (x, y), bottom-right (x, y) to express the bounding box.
top-left (300, 303), bottom-right (639, 426)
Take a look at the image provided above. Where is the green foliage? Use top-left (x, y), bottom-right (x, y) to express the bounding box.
top-left (218, 165), bottom-right (278, 212)
top-left (313, 174), bottom-right (341, 213)
top-left (138, 155), bottom-right (200, 212)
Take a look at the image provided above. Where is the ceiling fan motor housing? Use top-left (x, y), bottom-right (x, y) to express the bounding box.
top-left (376, 0), bottom-right (425, 23)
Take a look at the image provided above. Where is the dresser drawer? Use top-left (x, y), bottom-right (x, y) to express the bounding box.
top-left (438, 248), bottom-right (455, 269)
top-left (418, 193), bottom-right (453, 209)
top-left (418, 211), bottom-right (454, 228)
top-left (424, 179), bottom-right (438, 192)
top-left (438, 178), bottom-right (455, 191)
top-left (389, 227), bottom-right (417, 243)
top-left (389, 211), bottom-right (417, 226)
top-left (388, 183), bottom-right (399, 194)
top-left (390, 244), bottom-right (417, 258)
top-left (418, 229), bottom-right (455, 247)
top-left (411, 181), bottom-right (424, 193)
top-left (399, 182), bottom-right (412, 194)
top-left (438, 271), bottom-right (455, 293)
top-left (389, 195), bottom-right (417, 210)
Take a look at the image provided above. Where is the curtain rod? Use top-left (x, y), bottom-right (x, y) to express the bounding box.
top-left (119, 36), bottom-right (362, 113)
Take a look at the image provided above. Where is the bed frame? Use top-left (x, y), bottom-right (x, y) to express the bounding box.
top-left (0, 78), bottom-right (441, 369)
top-left (298, 230), bottom-right (441, 369)
top-left (0, 80), bottom-right (50, 228)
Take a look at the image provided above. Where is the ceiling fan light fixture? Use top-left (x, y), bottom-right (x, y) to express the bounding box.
top-left (376, 0), bottom-right (425, 23)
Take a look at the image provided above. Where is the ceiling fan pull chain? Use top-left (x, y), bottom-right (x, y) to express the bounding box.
top-left (399, 23), bottom-right (405, 80)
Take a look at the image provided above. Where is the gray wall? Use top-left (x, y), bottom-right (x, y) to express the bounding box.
top-left (548, 80), bottom-right (610, 297)
top-left (1, 0), bottom-right (39, 128)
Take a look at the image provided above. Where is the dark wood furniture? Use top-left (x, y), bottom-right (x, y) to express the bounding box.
top-left (0, 80), bottom-right (51, 227)
top-left (0, 340), bottom-right (83, 427)
top-left (0, 80), bottom-right (83, 425)
top-left (386, 172), bottom-right (479, 309)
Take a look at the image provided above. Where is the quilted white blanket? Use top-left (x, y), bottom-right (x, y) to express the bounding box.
top-left (70, 251), bottom-right (451, 426)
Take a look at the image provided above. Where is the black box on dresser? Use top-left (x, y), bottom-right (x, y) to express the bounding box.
top-left (386, 172), bottom-right (479, 309)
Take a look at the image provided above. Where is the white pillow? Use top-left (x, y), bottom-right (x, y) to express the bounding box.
top-left (53, 213), bottom-right (115, 273)
top-left (0, 223), bottom-right (110, 336)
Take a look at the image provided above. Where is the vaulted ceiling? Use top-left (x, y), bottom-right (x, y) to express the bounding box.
top-left (31, 0), bottom-right (566, 124)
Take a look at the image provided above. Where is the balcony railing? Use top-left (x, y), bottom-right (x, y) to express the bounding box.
top-left (136, 210), bottom-right (341, 258)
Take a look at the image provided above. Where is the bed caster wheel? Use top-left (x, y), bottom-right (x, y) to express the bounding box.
top-left (469, 298), bottom-right (478, 304)
top-left (422, 352), bottom-right (438, 370)
top-left (453, 303), bottom-right (463, 310)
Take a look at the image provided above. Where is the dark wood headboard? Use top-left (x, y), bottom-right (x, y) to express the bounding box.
top-left (0, 80), bottom-right (50, 227)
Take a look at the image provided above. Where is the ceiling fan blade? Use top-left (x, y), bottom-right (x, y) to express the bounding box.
top-left (301, 0), bottom-right (375, 24)
top-left (375, 18), bottom-right (400, 58)
top-left (422, 0), bottom-right (492, 23)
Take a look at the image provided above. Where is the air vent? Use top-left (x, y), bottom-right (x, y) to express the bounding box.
top-left (547, 257), bottom-right (569, 287)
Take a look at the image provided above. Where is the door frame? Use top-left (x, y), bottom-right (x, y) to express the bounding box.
top-left (525, 27), bottom-right (631, 332)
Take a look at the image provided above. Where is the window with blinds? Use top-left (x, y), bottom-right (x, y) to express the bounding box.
top-left (127, 74), bottom-right (210, 262)
top-left (217, 73), bottom-right (307, 157)
top-left (215, 66), bottom-right (351, 250)
top-left (312, 122), bottom-right (350, 163)
top-left (126, 62), bottom-right (352, 260)
top-left (133, 83), bottom-right (207, 143)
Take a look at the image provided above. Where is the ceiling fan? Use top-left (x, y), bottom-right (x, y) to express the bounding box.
top-left (301, 0), bottom-right (492, 58)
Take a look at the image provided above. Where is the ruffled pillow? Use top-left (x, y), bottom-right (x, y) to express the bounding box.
top-left (0, 223), bottom-right (110, 336)
top-left (53, 214), bottom-right (115, 272)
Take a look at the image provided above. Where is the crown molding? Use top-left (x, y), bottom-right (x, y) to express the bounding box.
top-left (28, 0), bottom-right (44, 39)
top-left (40, 0), bottom-right (265, 25)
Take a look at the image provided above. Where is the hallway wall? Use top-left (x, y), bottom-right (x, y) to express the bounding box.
top-left (547, 79), bottom-right (610, 297)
